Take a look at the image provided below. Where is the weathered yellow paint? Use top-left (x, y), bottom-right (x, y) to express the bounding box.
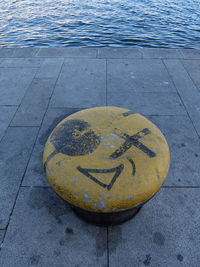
top-left (43, 107), bottom-right (170, 213)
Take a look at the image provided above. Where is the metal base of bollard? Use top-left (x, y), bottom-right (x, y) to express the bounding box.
top-left (72, 205), bottom-right (143, 226)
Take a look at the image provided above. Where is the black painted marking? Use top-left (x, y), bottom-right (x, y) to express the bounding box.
top-left (77, 164), bottom-right (124, 190)
top-left (177, 254), bottom-right (184, 262)
top-left (143, 254), bottom-right (152, 266)
top-left (50, 119), bottom-right (101, 156)
top-left (44, 119), bottom-right (101, 168)
top-left (110, 128), bottom-right (156, 159)
top-left (122, 110), bottom-right (135, 117)
top-left (127, 158), bottom-right (136, 176)
top-left (44, 150), bottom-right (57, 169)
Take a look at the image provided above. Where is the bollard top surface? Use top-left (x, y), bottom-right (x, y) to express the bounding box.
top-left (43, 107), bottom-right (170, 213)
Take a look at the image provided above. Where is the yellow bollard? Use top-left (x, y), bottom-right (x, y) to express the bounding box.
top-left (43, 107), bottom-right (170, 225)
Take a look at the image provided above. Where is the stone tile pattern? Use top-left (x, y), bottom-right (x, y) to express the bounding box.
top-left (0, 48), bottom-right (200, 267)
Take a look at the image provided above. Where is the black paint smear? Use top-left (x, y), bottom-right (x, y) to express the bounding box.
top-left (110, 128), bottom-right (156, 159)
top-left (51, 119), bottom-right (101, 156)
top-left (44, 119), bottom-right (101, 166)
top-left (177, 254), bottom-right (184, 262)
top-left (65, 227), bottom-right (74, 234)
top-left (77, 164), bottom-right (124, 190)
top-left (122, 110), bottom-right (135, 117)
top-left (153, 232), bottom-right (165, 246)
top-left (143, 254), bottom-right (151, 266)
top-left (44, 150), bottom-right (58, 170)
top-left (127, 158), bottom-right (136, 176)
top-left (39, 110), bottom-right (81, 145)
top-left (29, 255), bottom-right (41, 266)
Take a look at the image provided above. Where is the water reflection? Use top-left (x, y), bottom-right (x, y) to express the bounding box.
top-left (0, 0), bottom-right (199, 47)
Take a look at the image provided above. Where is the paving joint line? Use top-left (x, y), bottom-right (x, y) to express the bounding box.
top-left (8, 67), bottom-right (39, 127)
top-left (33, 48), bottom-right (40, 57)
top-left (162, 59), bottom-right (200, 139)
top-left (0, 66), bottom-right (38, 69)
top-left (0, 126), bottom-right (40, 249)
top-left (177, 48), bottom-right (184, 59)
top-left (0, 106), bottom-right (22, 144)
top-left (0, 66), bottom-right (41, 69)
top-left (9, 125), bottom-right (40, 128)
top-left (180, 59), bottom-right (200, 93)
top-left (165, 57), bottom-right (200, 61)
top-left (95, 48), bottom-right (98, 58)
top-left (34, 47), bottom-right (41, 57)
top-left (178, 49), bottom-right (184, 58)
top-left (0, 59), bottom-right (65, 248)
top-left (0, 104), bottom-right (19, 107)
top-left (46, 109), bottom-right (188, 115)
top-left (35, 55), bottom-right (98, 60)
top-left (0, 56), bottom-right (99, 59)
top-left (0, 103), bottom-right (28, 145)
top-left (97, 48), bottom-right (100, 58)
top-left (180, 58), bottom-right (200, 61)
top-left (47, 106), bottom-right (86, 110)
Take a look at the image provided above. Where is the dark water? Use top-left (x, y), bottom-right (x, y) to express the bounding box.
top-left (0, 0), bottom-right (200, 48)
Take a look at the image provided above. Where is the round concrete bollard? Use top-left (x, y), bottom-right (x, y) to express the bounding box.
top-left (43, 107), bottom-right (170, 225)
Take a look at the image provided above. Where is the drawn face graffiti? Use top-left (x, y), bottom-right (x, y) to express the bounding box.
top-left (44, 117), bottom-right (156, 191)
top-left (43, 107), bottom-right (170, 213)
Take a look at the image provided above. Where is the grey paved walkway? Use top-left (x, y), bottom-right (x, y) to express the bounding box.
top-left (0, 47), bottom-right (200, 267)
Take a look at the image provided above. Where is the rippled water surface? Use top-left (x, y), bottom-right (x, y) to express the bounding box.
top-left (0, 0), bottom-right (200, 47)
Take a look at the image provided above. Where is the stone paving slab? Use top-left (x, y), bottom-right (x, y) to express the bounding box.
top-left (141, 48), bottom-right (182, 59)
top-left (107, 59), bottom-right (176, 93)
top-left (149, 115), bottom-right (200, 186)
top-left (107, 91), bottom-right (186, 115)
top-left (36, 47), bottom-right (97, 58)
top-left (50, 58), bottom-right (106, 108)
top-left (164, 59), bottom-right (200, 138)
top-left (180, 49), bottom-right (200, 59)
top-left (0, 127), bottom-right (38, 229)
top-left (164, 60), bottom-right (200, 115)
top-left (109, 188), bottom-right (200, 267)
top-left (181, 60), bottom-right (200, 91)
top-left (23, 108), bottom-right (81, 187)
top-left (0, 67), bottom-right (37, 105)
top-left (189, 114), bottom-right (200, 137)
top-left (11, 78), bottom-right (57, 127)
top-left (0, 48), bottom-right (39, 58)
top-left (0, 187), bottom-right (107, 267)
top-left (0, 106), bottom-right (17, 141)
top-left (0, 48), bottom-right (199, 60)
top-left (97, 47), bottom-right (143, 59)
top-left (0, 58), bottom-right (42, 68)
top-left (35, 58), bottom-right (64, 78)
